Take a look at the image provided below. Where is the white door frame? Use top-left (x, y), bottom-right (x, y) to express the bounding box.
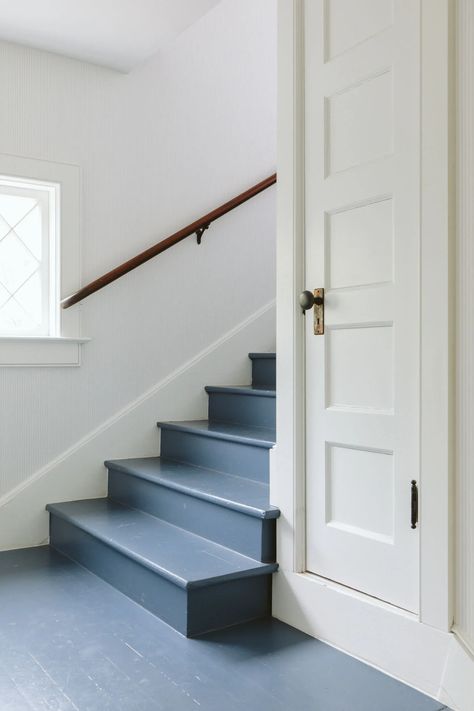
top-left (273, 0), bottom-right (455, 697)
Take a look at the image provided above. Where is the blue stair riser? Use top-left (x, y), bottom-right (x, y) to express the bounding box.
top-left (207, 391), bottom-right (275, 428)
top-left (160, 429), bottom-right (271, 483)
top-left (108, 467), bottom-right (276, 563)
top-left (250, 355), bottom-right (276, 389)
top-left (49, 515), bottom-right (273, 637)
top-left (188, 576), bottom-right (272, 637)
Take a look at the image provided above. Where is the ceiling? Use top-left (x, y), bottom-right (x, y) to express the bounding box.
top-left (0, 0), bottom-right (221, 72)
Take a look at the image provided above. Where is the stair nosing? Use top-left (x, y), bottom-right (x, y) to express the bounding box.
top-left (47, 500), bottom-right (278, 590)
top-left (105, 458), bottom-right (280, 520)
top-left (157, 420), bottom-right (275, 448)
top-left (248, 353), bottom-right (276, 360)
top-left (204, 385), bottom-right (275, 398)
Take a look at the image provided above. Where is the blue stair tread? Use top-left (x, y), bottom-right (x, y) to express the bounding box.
top-left (46, 499), bottom-right (277, 589)
top-left (157, 420), bottom-right (276, 446)
top-left (205, 385), bottom-right (275, 396)
top-left (248, 352), bottom-right (276, 359)
top-left (105, 457), bottom-right (280, 519)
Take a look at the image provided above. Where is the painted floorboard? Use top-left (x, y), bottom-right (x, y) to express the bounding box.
top-left (0, 547), bottom-right (448, 711)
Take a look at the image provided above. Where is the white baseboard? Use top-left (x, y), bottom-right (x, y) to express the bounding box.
top-left (273, 570), bottom-right (467, 705)
top-left (0, 301), bottom-right (275, 551)
top-left (439, 633), bottom-right (474, 711)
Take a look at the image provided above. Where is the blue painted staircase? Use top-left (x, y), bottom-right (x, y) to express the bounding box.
top-left (46, 352), bottom-right (279, 637)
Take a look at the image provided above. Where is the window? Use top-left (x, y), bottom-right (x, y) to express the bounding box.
top-left (0, 153), bottom-right (86, 366)
top-left (0, 176), bottom-right (59, 337)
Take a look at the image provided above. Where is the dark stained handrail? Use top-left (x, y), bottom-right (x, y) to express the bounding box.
top-left (61, 173), bottom-right (277, 309)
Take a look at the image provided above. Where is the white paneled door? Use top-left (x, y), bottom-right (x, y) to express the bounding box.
top-left (304, 0), bottom-right (420, 612)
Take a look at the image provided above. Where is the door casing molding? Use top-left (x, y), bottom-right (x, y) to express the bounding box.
top-left (454, 0), bottom-right (474, 657)
top-left (273, 0), bottom-right (455, 697)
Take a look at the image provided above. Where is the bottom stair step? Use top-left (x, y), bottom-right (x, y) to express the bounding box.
top-left (46, 499), bottom-right (277, 637)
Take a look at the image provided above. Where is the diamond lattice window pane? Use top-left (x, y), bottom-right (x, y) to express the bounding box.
top-left (14, 205), bottom-right (42, 260)
top-left (0, 214), bottom-right (10, 240)
top-left (0, 179), bottom-right (55, 336)
top-left (0, 194), bottom-right (37, 229)
top-left (13, 271), bottom-right (42, 326)
top-left (0, 282), bottom-right (10, 309)
top-left (0, 232), bottom-right (39, 293)
top-left (0, 297), bottom-right (37, 332)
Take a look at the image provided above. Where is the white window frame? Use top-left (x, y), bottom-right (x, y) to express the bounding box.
top-left (0, 153), bottom-right (88, 366)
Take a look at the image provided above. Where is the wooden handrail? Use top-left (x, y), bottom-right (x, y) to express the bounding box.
top-left (61, 173), bottom-right (277, 309)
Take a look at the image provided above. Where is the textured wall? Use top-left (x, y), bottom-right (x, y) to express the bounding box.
top-left (0, 0), bottom-right (276, 500)
top-left (456, 0), bottom-right (474, 653)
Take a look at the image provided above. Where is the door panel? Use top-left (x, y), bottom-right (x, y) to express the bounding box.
top-left (305, 0), bottom-right (420, 612)
top-left (325, 0), bottom-right (393, 60)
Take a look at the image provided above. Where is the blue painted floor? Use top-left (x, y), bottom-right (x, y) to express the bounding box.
top-left (0, 546), bottom-right (449, 711)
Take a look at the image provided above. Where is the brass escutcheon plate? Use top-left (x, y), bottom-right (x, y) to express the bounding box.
top-left (313, 288), bottom-right (324, 335)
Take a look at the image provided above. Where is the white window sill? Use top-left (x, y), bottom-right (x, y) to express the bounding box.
top-left (0, 337), bottom-right (90, 367)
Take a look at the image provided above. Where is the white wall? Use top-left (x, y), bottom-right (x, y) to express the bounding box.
top-left (456, 0), bottom-right (474, 655)
top-left (0, 0), bottom-right (277, 512)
